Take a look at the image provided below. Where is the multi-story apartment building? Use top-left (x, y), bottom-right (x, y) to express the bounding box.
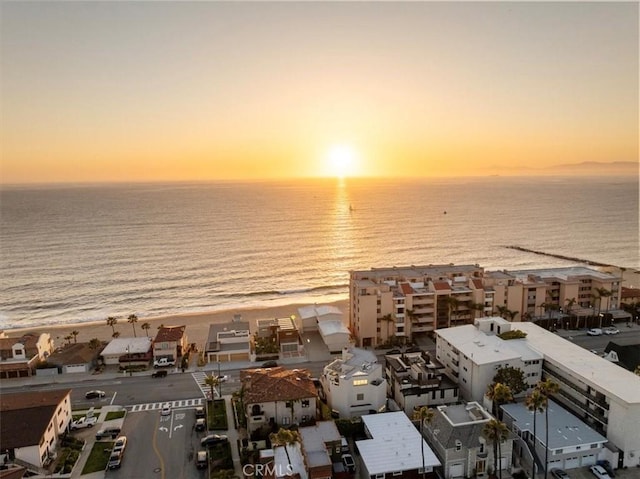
top-left (321, 348), bottom-right (387, 418)
top-left (350, 264), bottom-right (489, 347)
top-left (434, 318), bottom-right (640, 468)
top-left (384, 349), bottom-right (459, 414)
top-left (435, 317), bottom-right (544, 402)
top-left (350, 265), bottom-right (622, 346)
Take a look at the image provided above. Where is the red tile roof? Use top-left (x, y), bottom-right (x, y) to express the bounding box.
top-left (472, 279), bottom-right (484, 289)
top-left (155, 325), bottom-right (186, 342)
top-left (400, 283), bottom-right (414, 295)
top-left (433, 281), bottom-right (451, 291)
top-left (241, 367), bottom-right (317, 404)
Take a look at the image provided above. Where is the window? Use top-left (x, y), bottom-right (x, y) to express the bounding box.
top-left (282, 417), bottom-right (290, 425)
top-left (440, 390), bottom-right (445, 399)
top-left (357, 393), bottom-right (364, 401)
top-left (285, 401), bottom-right (293, 408)
top-left (455, 440), bottom-right (462, 451)
top-left (353, 379), bottom-right (368, 386)
top-left (301, 415), bottom-right (308, 422)
top-left (302, 399), bottom-right (310, 408)
top-left (375, 475), bottom-right (385, 479)
top-left (393, 472), bottom-right (402, 476)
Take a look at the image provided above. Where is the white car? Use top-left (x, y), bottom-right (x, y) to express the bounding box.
top-left (113, 436), bottom-right (127, 453)
top-left (154, 358), bottom-right (176, 368)
top-left (587, 328), bottom-right (603, 336)
top-left (161, 403), bottom-right (172, 416)
top-left (590, 465), bottom-right (611, 479)
top-left (71, 416), bottom-right (97, 430)
top-left (603, 327), bottom-right (620, 335)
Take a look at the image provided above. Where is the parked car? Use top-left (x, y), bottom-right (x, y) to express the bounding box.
top-left (342, 454), bottom-right (356, 474)
top-left (551, 469), bottom-right (570, 479)
top-left (154, 357), bottom-right (176, 368)
top-left (340, 437), bottom-right (350, 454)
top-left (196, 450), bottom-right (208, 469)
top-left (152, 370), bottom-right (168, 378)
top-left (161, 403), bottom-right (172, 416)
top-left (261, 361), bottom-right (278, 368)
top-left (603, 327), bottom-right (620, 335)
top-left (195, 418), bottom-right (206, 432)
top-left (71, 416), bottom-right (97, 430)
top-left (587, 328), bottom-right (603, 336)
top-left (85, 390), bottom-right (106, 399)
top-left (113, 436), bottom-right (127, 453)
top-left (596, 460), bottom-right (615, 477)
top-left (590, 465), bottom-right (612, 479)
top-left (96, 427), bottom-right (121, 440)
top-left (200, 434), bottom-right (228, 446)
top-left (108, 451), bottom-right (123, 469)
top-left (195, 406), bottom-right (206, 419)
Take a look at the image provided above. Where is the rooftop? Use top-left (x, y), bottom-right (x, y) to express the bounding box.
top-left (241, 366), bottom-right (317, 404)
top-left (155, 325), bottom-right (186, 342)
top-left (317, 320), bottom-right (350, 337)
top-left (501, 400), bottom-right (607, 450)
top-left (101, 337), bottom-right (152, 355)
top-left (507, 266), bottom-right (619, 282)
top-left (47, 342), bottom-right (101, 366)
top-left (437, 402), bottom-right (491, 426)
top-left (513, 323), bottom-right (640, 404)
top-left (325, 348), bottom-right (380, 379)
top-left (299, 421), bottom-right (341, 467)
top-left (205, 321), bottom-right (250, 351)
top-left (298, 304), bottom-right (343, 319)
top-left (356, 412), bottom-right (440, 475)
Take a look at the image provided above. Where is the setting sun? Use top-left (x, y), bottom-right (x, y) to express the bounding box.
top-left (326, 145), bottom-right (359, 178)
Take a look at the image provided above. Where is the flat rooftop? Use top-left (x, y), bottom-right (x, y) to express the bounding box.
top-left (438, 402), bottom-right (491, 426)
top-left (508, 266), bottom-right (619, 282)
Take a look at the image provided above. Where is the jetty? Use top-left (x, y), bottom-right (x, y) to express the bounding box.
top-left (504, 245), bottom-right (618, 268)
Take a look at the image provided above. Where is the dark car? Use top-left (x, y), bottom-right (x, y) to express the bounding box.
top-left (261, 361), bottom-right (278, 368)
top-left (200, 434), bottom-right (228, 447)
top-left (85, 390), bottom-right (106, 399)
top-left (152, 370), bottom-right (167, 378)
top-left (551, 469), bottom-right (570, 479)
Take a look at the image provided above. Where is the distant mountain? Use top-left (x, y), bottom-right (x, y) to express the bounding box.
top-left (485, 161), bottom-right (638, 176)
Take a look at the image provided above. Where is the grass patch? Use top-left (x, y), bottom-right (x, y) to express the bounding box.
top-left (208, 399), bottom-right (228, 430)
top-left (209, 441), bottom-right (234, 477)
top-left (105, 410), bottom-right (126, 421)
top-left (81, 441), bottom-right (114, 474)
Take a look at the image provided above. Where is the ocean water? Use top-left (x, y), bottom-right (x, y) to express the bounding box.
top-left (1, 176), bottom-right (638, 330)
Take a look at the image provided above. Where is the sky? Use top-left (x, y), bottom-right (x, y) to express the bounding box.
top-left (1, 1), bottom-right (638, 183)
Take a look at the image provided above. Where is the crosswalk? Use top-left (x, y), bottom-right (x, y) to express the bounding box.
top-left (128, 398), bottom-right (204, 413)
top-left (191, 371), bottom-right (220, 399)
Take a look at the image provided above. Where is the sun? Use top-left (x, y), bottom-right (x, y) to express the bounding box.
top-left (326, 144), bottom-right (359, 178)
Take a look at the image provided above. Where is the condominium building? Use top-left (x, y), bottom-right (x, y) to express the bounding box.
top-left (434, 318), bottom-right (640, 468)
top-left (349, 265), bottom-right (622, 346)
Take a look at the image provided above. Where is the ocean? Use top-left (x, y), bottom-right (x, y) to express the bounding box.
top-left (1, 176), bottom-right (638, 330)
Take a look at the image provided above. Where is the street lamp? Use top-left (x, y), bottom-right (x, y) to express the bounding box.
top-left (217, 360), bottom-right (222, 397)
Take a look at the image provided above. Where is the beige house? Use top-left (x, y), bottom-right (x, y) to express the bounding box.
top-left (153, 325), bottom-right (187, 363)
top-left (241, 366), bottom-right (318, 435)
top-left (0, 389), bottom-right (72, 472)
top-left (0, 332), bottom-right (54, 379)
top-left (205, 321), bottom-right (250, 362)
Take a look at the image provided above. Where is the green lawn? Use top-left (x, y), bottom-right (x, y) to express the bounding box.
top-left (208, 399), bottom-right (228, 430)
top-left (81, 441), bottom-right (114, 474)
top-left (105, 410), bottom-right (126, 421)
top-left (208, 441), bottom-right (234, 479)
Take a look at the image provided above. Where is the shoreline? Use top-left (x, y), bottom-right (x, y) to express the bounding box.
top-left (3, 299), bottom-right (350, 347)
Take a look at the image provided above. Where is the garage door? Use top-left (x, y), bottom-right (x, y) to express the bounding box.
top-left (582, 454), bottom-right (596, 466)
top-left (449, 463), bottom-right (464, 478)
top-left (564, 457), bottom-right (580, 469)
top-left (65, 365), bottom-right (86, 374)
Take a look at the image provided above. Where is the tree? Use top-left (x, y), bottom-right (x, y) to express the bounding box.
top-left (89, 338), bottom-right (102, 350)
top-left (525, 389), bottom-right (545, 479)
top-left (112, 331), bottom-right (120, 339)
top-left (495, 305), bottom-right (509, 319)
top-left (128, 314), bottom-right (138, 338)
top-left (64, 334), bottom-right (73, 346)
top-left (71, 330), bottom-right (79, 344)
top-left (469, 302), bottom-right (485, 319)
top-left (446, 296), bottom-right (461, 327)
top-left (486, 382), bottom-right (513, 420)
top-left (204, 373), bottom-right (220, 399)
top-left (505, 309), bottom-right (519, 321)
top-left (483, 419), bottom-right (509, 479)
top-left (270, 428), bottom-right (299, 466)
top-left (381, 314), bottom-right (394, 341)
top-left (412, 406), bottom-right (435, 479)
top-left (106, 316), bottom-right (118, 335)
top-left (635, 365), bottom-right (640, 376)
top-left (141, 322), bottom-right (151, 337)
top-left (536, 379), bottom-right (560, 479)
top-left (492, 366), bottom-right (527, 396)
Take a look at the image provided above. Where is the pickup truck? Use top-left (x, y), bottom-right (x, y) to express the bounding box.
top-left (153, 358), bottom-right (176, 368)
top-left (71, 416), bottom-right (98, 430)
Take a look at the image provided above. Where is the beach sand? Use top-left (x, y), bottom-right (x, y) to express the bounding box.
top-left (3, 299), bottom-right (350, 348)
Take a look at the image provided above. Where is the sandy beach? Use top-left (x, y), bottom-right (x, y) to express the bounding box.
top-left (3, 299), bottom-right (350, 348)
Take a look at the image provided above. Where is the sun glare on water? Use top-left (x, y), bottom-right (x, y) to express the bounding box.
top-left (326, 144), bottom-right (360, 178)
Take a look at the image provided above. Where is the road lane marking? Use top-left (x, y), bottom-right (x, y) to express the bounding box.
top-left (152, 414), bottom-right (166, 479)
top-left (110, 392), bottom-right (117, 405)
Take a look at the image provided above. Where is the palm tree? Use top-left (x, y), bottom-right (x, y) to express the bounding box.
top-left (483, 418), bottom-right (509, 479)
top-left (204, 373), bottom-right (220, 399)
top-left (71, 330), bottom-right (79, 344)
top-left (593, 288), bottom-right (612, 328)
top-left (128, 314), bottom-right (138, 337)
top-left (536, 379), bottom-right (560, 479)
top-left (469, 302), bottom-right (485, 319)
top-left (89, 338), bottom-right (102, 350)
top-left (64, 334), bottom-right (73, 346)
top-left (141, 322), bottom-right (151, 337)
top-left (495, 305), bottom-right (509, 319)
top-left (525, 389), bottom-right (545, 479)
top-left (486, 382), bottom-right (513, 420)
top-left (112, 331), bottom-right (120, 339)
top-left (505, 309), bottom-right (519, 322)
top-left (270, 428), bottom-right (299, 466)
top-left (412, 406), bottom-right (434, 479)
top-left (106, 316), bottom-right (118, 335)
top-left (381, 314), bottom-right (394, 341)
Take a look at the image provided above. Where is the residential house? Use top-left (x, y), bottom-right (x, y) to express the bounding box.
top-left (501, 400), bottom-right (608, 472)
top-left (0, 389), bottom-right (72, 471)
top-left (46, 342), bottom-right (102, 374)
top-left (153, 326), bottom-right (187, 364)
top-left (0, 333), bottom-right (54, 379)
top-left (241, 366), bottom-right (318, 436)
top-left (298, 305), bottom-right (351, 353)
top-left (604, 338), bottom-right (640, 373)
top-left (321, 348), bottom-right (387, 418)
top-left (299, 421), bottom-right (343, 479)
top-left (205, 321), bottom-right (250, 363)
top-left (100, 337), bottom-right (152, 366)
top-left (385, 349), bottom-right (459, 415)
top-left (259, 443), bottom-right (306, 479)
top-left (255, 317), bottom-right (304, 360)
top-left (356, 411), bottom-right (441, 479)
top-left (423, 402), bottom-right (513, 479)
